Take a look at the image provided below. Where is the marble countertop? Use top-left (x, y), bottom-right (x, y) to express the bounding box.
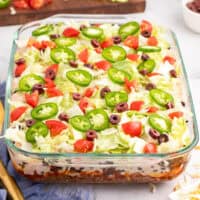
top-left (0, 0), bottom-right (200, 199)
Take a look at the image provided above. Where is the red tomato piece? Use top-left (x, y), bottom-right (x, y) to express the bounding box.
top-left (147, 36), bottom-right (158, 46)
top-left (78, 48), bottom-right (89, 63)
top-left (25, 90), bottom-right (39, 107)
top-left (163, 56), bottom-right (176, 65)
top-left (101, 38), bottom-right (113, 49)
top-left (41, 40), bottom-right (56, 49)
top-left (44, 78), bottom-right (55, 88)
top-left (10, 106), bottom-right (27, 122)
top-left (95, 60), bottom-right (111, 71)
top-left (45, 120), bottom-right (67, 137)
top-left (14, 63), bottom-right (26, 77)
top-left (122, 121), bottom-right (142, 137)
top-left (63, 27), bottom-right (80, 37)
top-left (124, 36), bottom-right (139, 49)
top-left (32, 41), bottom-right (42, 50)
top-left (144, 143), bottom-right (157, 153)
top-left (13, 0), bottom-right (29, 9)
top-left (130, 101), bottom-right (144, 111)
top-left (46, 87), bottom-right (63, 97)
top-left (79, 98), bottom-right (89, 113)
top-left (95, 47), bottom-right (102, 54)
top-left (127, 54), bottom-right (139, 61)
top-left (29, 0), bottom-right (45, 9)
top-left (168, 111), bottom-right (184, 119)
top-left (140, 20), bottom-right (153, 33)
top-left (74, 139), bottom-right (94, 153)
top-left (146, 106), bottom-right (159, 113)
top-left (84, 87), bottom-right (95, 98)
top-left (45, 64), bottom-right (59, 74)
top-left (124, 78), bottom-right (137, 92)
top-left (147, 72), bottom-right (162, 77)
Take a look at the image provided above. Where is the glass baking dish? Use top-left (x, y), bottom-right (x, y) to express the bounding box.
top-left (3, 14), bottom-right (199, 183)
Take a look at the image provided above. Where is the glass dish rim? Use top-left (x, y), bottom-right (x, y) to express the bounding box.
top-left (3, 14), bottom-right (199, 159)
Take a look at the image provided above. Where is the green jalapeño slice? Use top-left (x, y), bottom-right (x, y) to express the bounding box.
top-left (31, 103), bottom-right (58, 120)
top-left (138, 59), bottom-right (156, 73)
top-left (81, 27), bottom-right (103, 39)
top-left (32, 24), bottom-right (53, 36)
top-left (148, 114), bottom-right (172, 133)
top-left (66, 69), bottom-right (92, 87)
top-left (137, 46), bottom-right (161, 53)
top-left (150, 89), bottom-right (174, 107)
top-left (102, 46), bottom-right (126, 63)
top-left (108, 67), bottom-right (131, 84)
top-left (86, 109), bottom-right (109, 131)
top-left (50, 48), bottom-right (76, 63)
top-left (69, 115), bottom-right (91, 132)
top-left (19, 74), bottom-right (44, 92)
top-left (26, 122), bottom-right (48, 144)
top-left (55, 37), bottom-right (76, 48)
top-left (119, 21), bottom-right (140, 39)
top-left (105, 91), bottom-right (128, 107)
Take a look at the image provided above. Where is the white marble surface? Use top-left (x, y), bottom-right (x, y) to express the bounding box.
top-left (0, 0), bottom-right (200, 199)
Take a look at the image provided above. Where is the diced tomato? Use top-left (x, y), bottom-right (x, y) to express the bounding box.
top-left (95, 60), bottom-right (111, 71)
top-left (13, 0), bottom-right (29, 9)
top-left (45, 64), bottom-right (59, 74)
top-left (124, 36), bottom-right (139, 49)
top-left (168, 111), bottom-right (184, 119)
top-left (78, 48), bottom-right (89, 63)
top-left (63, 27), bottom-right (80, 37)
top-left (79, 98), bottom-right (89, 113)
top-left (10, 106), bottom-right (27, 122)
top-left (140, 20), bottom-right (153, 34)
top-left (101, 38), bottom-right (113, 49)
top-left (146, 106), bottom-right (159, 113)
top-left (32, 41), bottom-right (42, 50)
top-left (74, 139), bottom-right (94, 153)
top-left (124, 78), bottom-right (137, 92)
top-left (27, 38), bottom-right (37, 47)
top-left (25, 91), bottom-right (39, 107)
top-left (41, 40), bottom-right (56, 49)
top-left (147, 72), bottom-right (162, 77)
top-left (130, 101), bottom-right (144, 111)
top-left (45, 120), bottom-right (67, 137)
top-left (147, 36), bottom-right (158, 46)
top-left (44, 78), bottom-right (55, 88)
top-left (29, 0), bottom-right (45, 9)
top-left (122, 121), bottom-right (142, 137)
top-left (84, 87), bottom-right (95, 98)
top-left (95, 47), bottom-right (102, 54)
top-left (144, 143), bottom-right (157, 153)
top-left (14, 63), bottom-right (26, 77)
top-left (163, 56), bottom-right (176, 65)
top-left (127, 54), bottom-right (139, 61)
top-left (46, 87), bottom-right (63, 97)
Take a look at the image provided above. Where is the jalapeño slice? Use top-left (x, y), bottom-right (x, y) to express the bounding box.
top-left (31, 103), bottom-right (58, 120)
top-left (108, 67), bottom-right (131, 84)
top-left (32, 24), bottom-right (53, 36)
top-left (82, 27), bottom-right (103, 39)
top-left (105, 91), bottom-right (128, 107)
top-left (26, 122), bottom-right (48, 144)
top-left (148, 114), bottom-right (172, 133)
top-left (138, 59), bottom-right (156, 73)
top-left (137, 46), bottom-right (161, 53)
top-left (19, 74), bottom-right (44, 92)
top-left (119, 21), bottom-right (140, 39)
top-left (86, 109), bottom-right (109, 131)
top-left (102, 46), bottom-right (126, 63)
top-left (150, 89), bottom-right (174, 107)
top-left (50, 48), bottom-right (75, 63)
top-left (55, 37), bottom-right (76, 48)
top-left (69, 115), bottom-right (91, 132)
top-left (66, 69), bottom-right (92, 87)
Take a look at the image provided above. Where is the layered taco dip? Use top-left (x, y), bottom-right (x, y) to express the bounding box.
top-left (6, 19), bottom-right (192, 155)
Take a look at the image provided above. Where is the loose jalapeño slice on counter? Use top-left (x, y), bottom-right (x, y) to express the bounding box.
top-left (0, 0), bottom-right (11, 8)
top-left (86, 109), bottom-right (109, 131)
top-left (31, 103), bottom-right (58, 120)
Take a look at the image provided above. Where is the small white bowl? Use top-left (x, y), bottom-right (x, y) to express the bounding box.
top-left (182, 0), bottom-right (200, 33)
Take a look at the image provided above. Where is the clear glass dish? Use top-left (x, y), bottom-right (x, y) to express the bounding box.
top-left (3, 14), bottom-right (199, 183)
